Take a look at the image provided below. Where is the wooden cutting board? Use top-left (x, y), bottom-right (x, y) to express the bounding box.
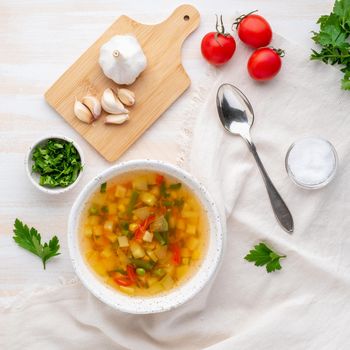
top-left (45, 5), bottom-right (200, 162)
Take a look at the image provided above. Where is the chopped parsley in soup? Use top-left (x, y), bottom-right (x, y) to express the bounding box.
top-left (80, 171), bottom-right (208, 296)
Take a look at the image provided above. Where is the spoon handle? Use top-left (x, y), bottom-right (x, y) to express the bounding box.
top-left (248, 142), bottom-right (294, 233)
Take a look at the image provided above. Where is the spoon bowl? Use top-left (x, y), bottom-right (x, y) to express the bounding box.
top-left (217, 84), bottom-right (254, 140)
top-left (216, 83), bottom-right (294, 233)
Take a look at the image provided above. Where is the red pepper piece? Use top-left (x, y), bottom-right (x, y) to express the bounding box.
top-left (171, 244), bottom-right (181, 265)
top-left (155, 174), bottom-right (164, 185)
top-left (135, 215), bottom-right (156, 241)
top-left (114, 277), bottom-right (133, 286)
top-left (127, 265), bottom-right (137, 283)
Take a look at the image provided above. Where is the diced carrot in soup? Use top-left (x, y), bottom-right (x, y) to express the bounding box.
top-left (80, 171), bottom-right (207, 296)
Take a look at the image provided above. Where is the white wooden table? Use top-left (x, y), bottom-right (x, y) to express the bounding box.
top-left (0, 0), bottom-right (333, 301)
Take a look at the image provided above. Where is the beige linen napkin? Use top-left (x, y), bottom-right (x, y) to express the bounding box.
top-left (2, 34), bottom-right (350, 350)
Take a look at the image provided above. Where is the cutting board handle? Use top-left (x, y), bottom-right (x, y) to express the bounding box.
top-left (159, 4), bottom-right (200, 44)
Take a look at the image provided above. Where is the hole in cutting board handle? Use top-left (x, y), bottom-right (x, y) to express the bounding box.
top-left (183, 15), bottom-right (190, 21)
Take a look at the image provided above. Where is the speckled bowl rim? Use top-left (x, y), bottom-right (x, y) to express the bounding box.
top-left (24, 134), bottom-right (84, 195)
top-left (68, 159), bottom-right (225, 314)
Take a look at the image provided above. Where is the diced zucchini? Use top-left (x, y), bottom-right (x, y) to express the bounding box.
top-left (176, 219), bottom-right (186, 230)
top-left (119, 285), bottom-right (135, 295)
top-left (140, 192), bottom-right (157, 206)
top-left (182, 257), bottom-right (190, 265)
top-left (88, 216), bottom-right (100, 225)
top-left (181, 211), bottom-right (198, 219)
top-left (115, 185), bottom-right (127, 198)
top-left (101, 248), bottom-right (113, 258)
top-left (181, 247), bottom-right (191, 257)
top-left (106, 233), bottom-right (118, 243)
top-left (176, 265), bottom-right (189, 280)
top-left (192, 248), bottom-right (201, 260)
top-left (130, 242), bottom-right (145, 258)
top-left (160, 274), bottom-right (174, 289)
top-left (150, 216), bottom-right (168, 232)
top-left (108, 203), bottom-right (118, 215)
top-left (143, 230), bottom-right (153, 242)
top-left (92, 225), bottom-right (103, 236)
top-left (94, 262), bottom-right (107, 276)
top-left (164, 264), bottom-right (175, 277)
top-left (147, 283), bottom-right (164, 294)
top-left (147, 277), bottom-right (159, 286)
top-left (84, 226), bottom-right (93, 237)
top-left (147, 250), bottom-right (158, 262)
top-left (132, 176), bottom-right (148, 191)
top-left (147, 173), bottom-right (157, 185)
top-left (117, 204), bottom-right (126, 212)
top-left (133, 206), bottom-right (151, 220)
top-left (103, 220), bottom-right (114, 232)
top-left (101, 255), bottom-right (118, 271)
top-left (154, 268), bottom-right (166, 277)
top-left (118, 236), bottom-right (129, 248)
top-left (169, 217), bottom-right (176, 229)
top-left (150, 186), bottom-right (160, 196)
top-left (155, 245), bottom-right (168, 259)
top-left (186, 237), bottom-right (199, 251)
top-left (186, 224), bottom-right (196, 235)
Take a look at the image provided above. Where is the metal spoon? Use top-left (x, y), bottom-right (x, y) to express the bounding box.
top-left (216, 83), bottom-right (294, 233)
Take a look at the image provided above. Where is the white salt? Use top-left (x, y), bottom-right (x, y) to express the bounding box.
top-left (287, 137), bottom-right (337, 187)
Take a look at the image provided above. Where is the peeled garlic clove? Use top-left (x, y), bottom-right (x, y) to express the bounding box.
top-left (104, 113), bottom-right (129, 125)
top-left (74, 99), bottom-right (94, 124)
top-left (82, 95), bottom-right (101, 119)
top-left (117, 88), bottom-right (135, 106)
top-left (101, 88), bottom-right (129, 114)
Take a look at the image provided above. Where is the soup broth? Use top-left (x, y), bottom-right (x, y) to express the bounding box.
top-left (80, 171), bottom-right (208, 296)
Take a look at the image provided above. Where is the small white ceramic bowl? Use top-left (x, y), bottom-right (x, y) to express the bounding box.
top-left (25, 135), bottom-right (84, 195)
top-left (68, 160), bottom-right (225, 314)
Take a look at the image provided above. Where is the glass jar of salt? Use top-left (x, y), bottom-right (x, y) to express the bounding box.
top-left (285, 137), bottom-right (338, 189)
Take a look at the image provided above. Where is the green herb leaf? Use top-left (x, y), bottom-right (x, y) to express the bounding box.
top-left (31, 139), bottom-right (82, 187)
top-left (244, 242), bottom-right (286, 273)
top-left (100, 182), bottom-right (107, 193)
top-left (160, 182), bottom-right (170, 198)
top-left (13, 219), bottom-right (60, 269)
top-left (311, 0), bottom-right (350, 90)
top-left (169, 183), bottom-right (182, 190)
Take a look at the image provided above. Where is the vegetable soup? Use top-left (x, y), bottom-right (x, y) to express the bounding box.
top-left (80, 171), bottom-right (208, 296)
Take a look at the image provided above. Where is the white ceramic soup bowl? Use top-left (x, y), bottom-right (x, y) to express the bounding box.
top-left (68, 159), bottom-right (225, 314)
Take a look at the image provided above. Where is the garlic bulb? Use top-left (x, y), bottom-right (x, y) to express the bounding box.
top-left (105, 114), bottom-right (129, 125)
top-left (101, 88), bottom-right (129, 114)
top-left (74, 99), bottom-right (94, 124)
top-left (82, 95), bottom-right (101, 119)
top-left (99, 35), bottom-right (147, 85)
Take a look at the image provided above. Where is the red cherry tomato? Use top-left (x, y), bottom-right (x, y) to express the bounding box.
top-left (247, 48), bottom-right (283, 81)
top-left (235, 12), bottom-right (272, 48)
top-left (201, 15), bottom-right (236, 66)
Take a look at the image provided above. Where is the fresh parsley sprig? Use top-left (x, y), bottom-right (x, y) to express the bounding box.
top-left (13, 219), bottom-right (60, 269)
top-left (311, 0), bottom-right (350, 90)
top-left (244, 242), bottom-right (286, 273)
